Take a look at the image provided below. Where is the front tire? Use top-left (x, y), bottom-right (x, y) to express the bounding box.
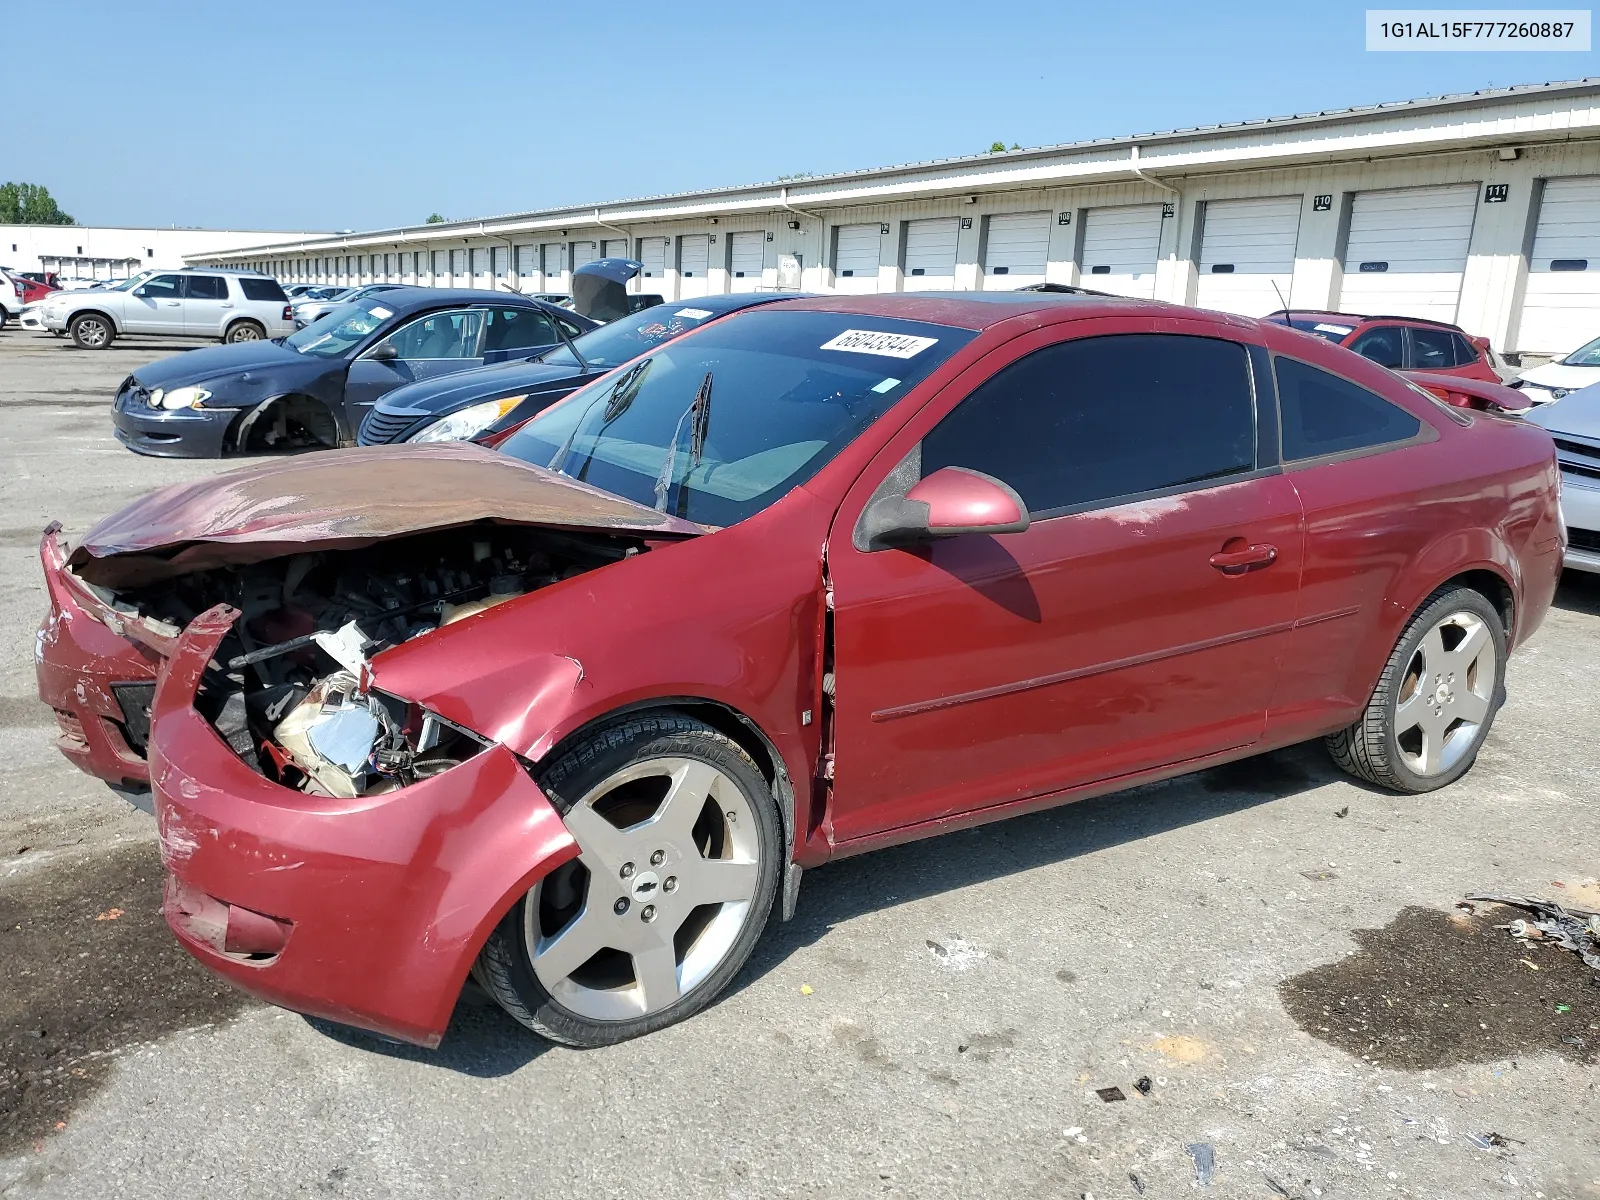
top-left (69, 313), bottom-right (114, 349)
top-left (476, 714), bottom-right (781, 1047)
top-left (224, 319), bottom-right (265, 343)
top-left (1326, 585), bottom-right (1506, 793)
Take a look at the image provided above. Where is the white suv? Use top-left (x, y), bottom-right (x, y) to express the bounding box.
top-left (0, 267), bottom-right (24, 329)
top-left (31, 269), bottom-right (294, 349)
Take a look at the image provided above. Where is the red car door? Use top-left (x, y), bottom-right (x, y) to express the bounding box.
top-left (824, 318), bottom-right (1304, 844)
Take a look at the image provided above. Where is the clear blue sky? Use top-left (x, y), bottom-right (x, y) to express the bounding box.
top-left (4, 1), bottom-right (1596, 232)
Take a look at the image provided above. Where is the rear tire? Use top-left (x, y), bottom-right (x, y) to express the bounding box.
top-left (1326, 585), bottom-right (1506, 793)
top-left (476, 714), bottom-right (781, 1047)
top-left (69, 313), bottom-right (113, 349)
top-left (224, 320), bottom-right (265, 343)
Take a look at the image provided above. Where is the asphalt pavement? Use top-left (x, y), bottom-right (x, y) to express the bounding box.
top-left (1, 325), bottom-right (1597, 1199)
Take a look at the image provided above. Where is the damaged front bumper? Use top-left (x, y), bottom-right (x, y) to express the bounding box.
top-left (35, 526), bottom-right (171, 788)
top-left (151, 605), bottom-right (579, 1047)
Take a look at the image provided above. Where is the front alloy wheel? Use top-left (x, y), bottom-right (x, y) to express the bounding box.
top-left (477, 715), bottom-right (781, 1046)
top-left (70, 314), bottom-right (112, 349)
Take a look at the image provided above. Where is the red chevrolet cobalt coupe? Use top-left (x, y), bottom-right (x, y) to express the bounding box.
top-left (36, 294), bottom-right (1563, 1048)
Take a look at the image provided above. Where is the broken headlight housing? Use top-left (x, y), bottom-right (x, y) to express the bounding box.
top-left (269, 673), bottom-right (487, 799)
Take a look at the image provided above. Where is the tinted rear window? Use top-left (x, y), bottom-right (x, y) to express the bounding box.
top-left (240, 278), bottom-right (288, 302)
top-left (1275, 357), bottom-right (1422, 461)
top-left (185, 275), bottom-right (228, 300)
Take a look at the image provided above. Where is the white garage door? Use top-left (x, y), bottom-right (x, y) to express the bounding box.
top-left (834, 223), bottom-right (881, 294)
top-left (1195, 196), bottom-right (1302, 317)
top-left (514, 245), bottom-right (536, 291)
top-left (448, 250), bottom-right (467, 286)
top-left (639, 237), bottom-right (667, 286)
top-left (729, 231), bottom-right (765, 292)
top-left (602, 238), bottom-right (629, 262)
top-left (1339, 184), bottom-right (1478, 322)
top-left (678, 235), bottom-right (711, 298)
top-left (1519, 177), bottom-right (1600, 356)
top-left (570, 241), bottom-right (598, 275)
top-left (1081, 205), bottom-right (1163, 299)
top-left (471, 248), bottom-right (491, 290)
top-left (983, 211), bottom-right (1050, 288)
top-left (903, 217), bottom-right (958, 291)
top-left (540, 243), bottom-right (566, 290)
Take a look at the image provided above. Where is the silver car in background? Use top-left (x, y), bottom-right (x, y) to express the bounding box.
top-left (1526, 380), bottom-right (1600, 574)
top-left (34, 268), bottom-right (294, 349)
top-left (292, 283), bottom-right (407, 328)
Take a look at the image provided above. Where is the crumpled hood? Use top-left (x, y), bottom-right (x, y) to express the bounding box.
top-left (1525, 381), bottom-right (1600, 440)
top-left (131, 340), bottom-right (309, 390)
top-left (67, 442), bottom-right (704, 587)
top-left (376, 358), bottom-right (588, 418)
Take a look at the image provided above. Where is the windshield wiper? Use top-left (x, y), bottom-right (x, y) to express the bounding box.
top-left (546, 358), bottom-right (652, 474)
top-left (653, 371), bottom-right (713, 515)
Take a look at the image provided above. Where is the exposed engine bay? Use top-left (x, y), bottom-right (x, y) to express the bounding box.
top-left (85, 522), bottom-right (641, 797)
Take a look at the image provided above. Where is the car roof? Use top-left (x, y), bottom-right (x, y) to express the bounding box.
top-left (769, 290), bottom-right (1226, 331)
top-left (651, 291), bottom-right (803, 316)
top-left (1267, 309), bottom-right (1469, 333)
top-left (335, 286), bottom-right (559, 315)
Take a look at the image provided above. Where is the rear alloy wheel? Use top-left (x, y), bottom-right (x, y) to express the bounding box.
top-left (476, 715), bottom-right (780, 1047)
top-left (1326, 585), bottom-right (1505, 793)
top-left (69, 313), bottom-right (113, 349)
top-left (225, 320), bottom-right (265, 343)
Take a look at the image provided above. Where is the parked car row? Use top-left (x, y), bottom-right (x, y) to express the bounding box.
top-left (36, 285), bottom-right (1569, 1054)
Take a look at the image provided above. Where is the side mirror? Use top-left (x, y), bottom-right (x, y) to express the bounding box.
top-left (369, 342), bottom-right (399, 361)
top-left (132, 286), bottom-right (150, 298)
top-left (859, 466), bottom-right (1030, 550)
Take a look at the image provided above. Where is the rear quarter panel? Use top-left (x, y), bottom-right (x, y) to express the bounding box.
top-left (1264, 325), bottom-right (1562, 736)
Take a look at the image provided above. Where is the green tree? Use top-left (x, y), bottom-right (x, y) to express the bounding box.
top-left (986, 142), bottom-right (1022, 154)
top-left (0, 182), bottom-right (75, 225)
top-left (425, 212), bottom-right (446, 223)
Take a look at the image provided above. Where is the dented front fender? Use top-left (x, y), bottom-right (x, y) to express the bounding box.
top-left (151, 605), bottom-right (579, 1047)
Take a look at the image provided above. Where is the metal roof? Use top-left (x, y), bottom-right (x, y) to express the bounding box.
top-left (200, 77), bottom-right (1600, 260)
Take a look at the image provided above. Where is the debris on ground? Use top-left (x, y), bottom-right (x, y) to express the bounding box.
top-left (1186, 1142), bottom-right (1215, 1186)
top-left (1465, 1131), bottom-right (1520, 1150)
top-left (1334, 807), bottom-right (1349, 819)
top-left (1095, 1086), bottom-right (1126, 1102)
top-left (1279, 906), bottom-right (1600, 1068)
top-left (924, 937), bottom-right (988, 971)
top-left (1127, 1170), bottom-right (1145, 1194)
top-left (1133, 1075), bottom-right (1153, 1095)
top-left (1465, 893), bottom-right (1600, 972)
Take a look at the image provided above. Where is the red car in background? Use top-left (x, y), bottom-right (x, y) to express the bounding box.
top-left (36, 294), bottom-right (1563, 1050)
top-left (1265, 310), bottom-right (1501, 382)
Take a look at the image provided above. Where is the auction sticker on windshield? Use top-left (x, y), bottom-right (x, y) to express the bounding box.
top-left (370, 306), bottom-right (393, 319)
top-left (675, 308), bottom-right (713, 320)
top-left (820, 330), bottom-right (939, 358)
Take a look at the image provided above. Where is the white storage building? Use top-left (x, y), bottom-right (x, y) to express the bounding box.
top-left (193, 78), bottom-right (1600, 360)
top-left (4, 225), bottom-right (324, 284)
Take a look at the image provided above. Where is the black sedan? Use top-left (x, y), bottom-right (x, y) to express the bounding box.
top-left (356, 291), bottom-right (799, 446)
top-left (111, 288), bottom-right (595, 457)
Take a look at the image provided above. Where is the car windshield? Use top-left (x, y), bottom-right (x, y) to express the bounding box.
top-left (1562, 336), bottom-right (1600, 367)
top-left (284, 299), bottom-right (396, 359)
top-left (1284, 317), bottom-right (1357, 343)
top-left (499, 309), bottom-right (975, 526)
top-left (103, 271), bottom-right (157, 293)
top-left (539, 304), bottom-right (732, 370)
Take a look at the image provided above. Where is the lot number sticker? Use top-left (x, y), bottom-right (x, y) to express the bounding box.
top-left (820, 329), bottom-right (939, 358)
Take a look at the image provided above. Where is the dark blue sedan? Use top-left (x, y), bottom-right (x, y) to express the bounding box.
top-left (356, 292), bottom-right (802, 446)
top-left (111, 288), bottom-right (594, 457)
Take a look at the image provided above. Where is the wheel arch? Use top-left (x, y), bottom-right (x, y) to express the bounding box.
top-left (68, 307), bottom-right (121, 334)
top-left (223, 315), bottom-right (267, 340)
top-left (227, 392), bottom-right (345, 452)
top-left (534, 695), bottom-right (805, 918)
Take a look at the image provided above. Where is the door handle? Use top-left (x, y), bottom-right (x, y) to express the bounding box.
top-left (221, 303), bottom-right (234, 309)
top-left (163, 301), bottom-right (180, 306)
top-left (1209, 541), bottom-right (1278, 573)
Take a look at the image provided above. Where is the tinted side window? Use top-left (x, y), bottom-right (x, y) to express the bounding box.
top-left (1451, 333), bottom-right (1479, 367)
top-left (482, 307), bottom-right (557, 353)
top-left (139, 274), bottom-right (183, 300)
top-left (184, 275), bottom-right (228, 300)
top-left (922, 334), bottom-right (1256, 516)
top-left (382, 310), bottom-right (484, 359)
top-left (1275, 357), bottom-right (1422, 461)
top-left (239, 277), bottom-right (288, 302)
top-left (1408, 326), bottom-right (1459, 371)
top-left (1347, 326), bottom-right (1403, 368)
